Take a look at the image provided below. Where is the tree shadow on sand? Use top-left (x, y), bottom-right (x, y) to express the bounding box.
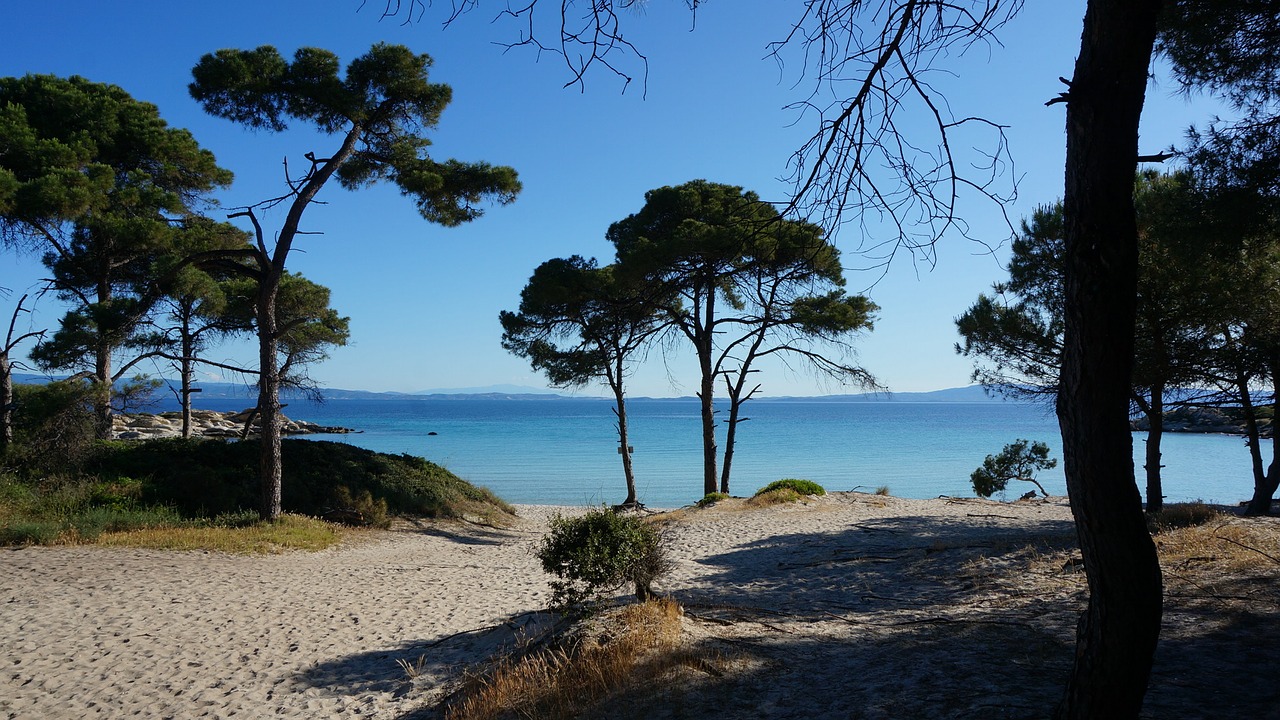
top-left (291, 610), bottom-right (562, 716)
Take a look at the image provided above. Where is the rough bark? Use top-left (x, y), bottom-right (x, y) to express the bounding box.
top-left (256, 274), bottom-right (283, 521)
top-left (1054, 1), bottom-right (1164, 717)
top-left (93, 336), bottom-right (113, 441)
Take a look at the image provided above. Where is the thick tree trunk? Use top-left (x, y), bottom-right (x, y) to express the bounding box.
top-left (1143, 384), bottom-right (1164, 513)
top-left (257, 278), bottom-right (283, 522)
top-left (1054, 2), bottom-right (1163, 718)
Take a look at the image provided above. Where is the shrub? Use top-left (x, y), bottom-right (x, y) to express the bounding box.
top-left (1148, 502), bottom-right (1220, 533)
top-left (537, 508), bottom-right (672, 611)
top-left (748, 488), bottom-right (801, 507)
top-left (754, 479), bottom-right (826, 498)
top-left (875, 485), bottom-right (891, 496)
top-left (695, 492), bottom-right (730, 508)
top-left (90, 438), bottom-right (514, 523)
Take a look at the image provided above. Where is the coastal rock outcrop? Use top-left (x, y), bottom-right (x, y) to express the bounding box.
top-left (112, 409), bottom-right (357, 440)
top-left (1130, 406), bottom-right (1272, 438)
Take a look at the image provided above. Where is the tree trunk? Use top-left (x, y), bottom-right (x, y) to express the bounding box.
top-left (720, 394), bottom-right (743, 495)
top-left (611, 374), bottom-right (638, 507)
top-left (1246, 357), bottom-right (1280, 515)
top-left (1143, 384), bottom-right (1164, 513)
top-left (94, 339), bottom-right (113, 440)
top-left (0, 352), bottom-right (12, 454)
top-left (1237, 374), bottom-right (1265, 488)
top-left (257, 277), bottom-right (283, 522)
top-left (180, 315), bottom-right (195, 439)
top-left (697, 286), bottom-right (718, 497)
top-left (1054, 2), bottom-right (1163, 717)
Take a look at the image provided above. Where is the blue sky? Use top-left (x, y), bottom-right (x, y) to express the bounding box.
top-left (1, 1), bottom-right (1228, 397)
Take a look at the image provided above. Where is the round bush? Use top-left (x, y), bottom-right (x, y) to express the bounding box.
top-left (695, 492), bottom-right (730, 507)
top-left (754, 479), bottom-right (826, 498)
top-left (537, 508), bottom-right (671, 611)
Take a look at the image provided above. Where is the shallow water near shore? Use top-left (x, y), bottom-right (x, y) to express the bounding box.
top-left (151, 395), bottom-right (1256, 509)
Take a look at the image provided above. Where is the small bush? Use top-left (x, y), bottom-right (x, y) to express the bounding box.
top-left (327, 486), bottom-right (390, 528)
top-left (754, 479), bottom-right (826, 498)
top-left (1148, 502), bottom-right (1221, 533)
top-left (748, 488), bottom-right (801, 507)
top-left (537, 508), bottom-right (672, 612)
top-left (695, 492), bottom-right (730, 508)
top-left (875, 485), bottom-right (891, 496)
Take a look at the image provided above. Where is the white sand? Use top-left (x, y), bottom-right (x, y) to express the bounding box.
top-left (12, 494), bottom-right (1261, 719)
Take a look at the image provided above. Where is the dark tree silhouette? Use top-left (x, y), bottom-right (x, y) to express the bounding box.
top-left (190, 43), bottom-right (520, 520)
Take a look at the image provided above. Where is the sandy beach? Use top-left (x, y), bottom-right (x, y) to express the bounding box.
top-left (2, 494), bottom-right (1277, 719)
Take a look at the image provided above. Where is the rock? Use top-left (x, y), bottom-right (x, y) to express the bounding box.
top-left (111, 410), bottom-right (356, 440)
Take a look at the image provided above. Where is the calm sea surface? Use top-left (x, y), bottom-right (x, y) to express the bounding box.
top-left (158, 397), bottom-right (1256, 508)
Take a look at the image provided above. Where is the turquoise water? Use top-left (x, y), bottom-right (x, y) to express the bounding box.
top-left (162, 396), bottom-right (1258, 508)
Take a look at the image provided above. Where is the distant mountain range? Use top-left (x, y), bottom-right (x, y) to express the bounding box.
top-left (10, 373), bottom-right (1006, 403)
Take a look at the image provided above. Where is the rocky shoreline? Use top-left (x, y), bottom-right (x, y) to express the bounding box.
top-left (113, 409), bottom-right (358, 440)
top-left (1131, 405), bottom-right (1273, 438)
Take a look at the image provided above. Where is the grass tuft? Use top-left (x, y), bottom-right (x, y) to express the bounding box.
top-left (96, 513), bottom-right (343, 553)
top-left (443, 598), bottom-right (722, 720)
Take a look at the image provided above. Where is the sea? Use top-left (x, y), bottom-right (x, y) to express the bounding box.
top-left (150, 395), bottom-right (1259, 509)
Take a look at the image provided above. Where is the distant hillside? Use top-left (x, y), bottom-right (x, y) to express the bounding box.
top-left (11, 374), bottom-right (1005, 403)
top-left (763, 385), bottom-right (1004, 403)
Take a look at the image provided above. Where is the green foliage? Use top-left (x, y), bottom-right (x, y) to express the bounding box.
top-left (0, 471), bottom-right (184, 544)
top-left (189, 42), bottom-right (521, 226)
top-left (755, 479), bottom-right (826, 497)
top-left (330, 485), bottom-right (390, 528)
top-left (0, 439), bottom-right (514, 546)
top-left (971, 439), bottom-right (1057, 498)
top-left (88, 438), bottom-right (512, 522)
top-left (6, 381), bottom-right (96, 471)
top-left (537, 508), bottom-right (671, 611)
top-left (695, 492), bottom-right (730, 507)
top-left (0, 74), bottom-right (233, 411)
top-left (749, 488), bottom-right (801, 506)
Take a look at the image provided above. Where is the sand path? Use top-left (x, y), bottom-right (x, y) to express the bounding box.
top-left (1, 510), bottom-right (562, 719)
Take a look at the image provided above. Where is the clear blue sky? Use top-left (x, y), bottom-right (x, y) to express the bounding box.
top-left (1, 1), bottom-right (1227, 397)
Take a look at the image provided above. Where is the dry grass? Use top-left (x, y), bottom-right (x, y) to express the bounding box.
top-left (95, 513), bottom-right (345, 554)
top-left (1154, 517), bottom-right (1280, 573)
top-left (443, 598), bottom-right (726, 720)
top-left (747, 488), bottom-right (803, 507)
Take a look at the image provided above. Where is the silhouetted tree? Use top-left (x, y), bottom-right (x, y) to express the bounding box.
top-left (609, 180), bottom-right (878, 495)
top-left (501, 256), bottom-right (666, 507)
top-left (189, 42), bottom-right (520, 520)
